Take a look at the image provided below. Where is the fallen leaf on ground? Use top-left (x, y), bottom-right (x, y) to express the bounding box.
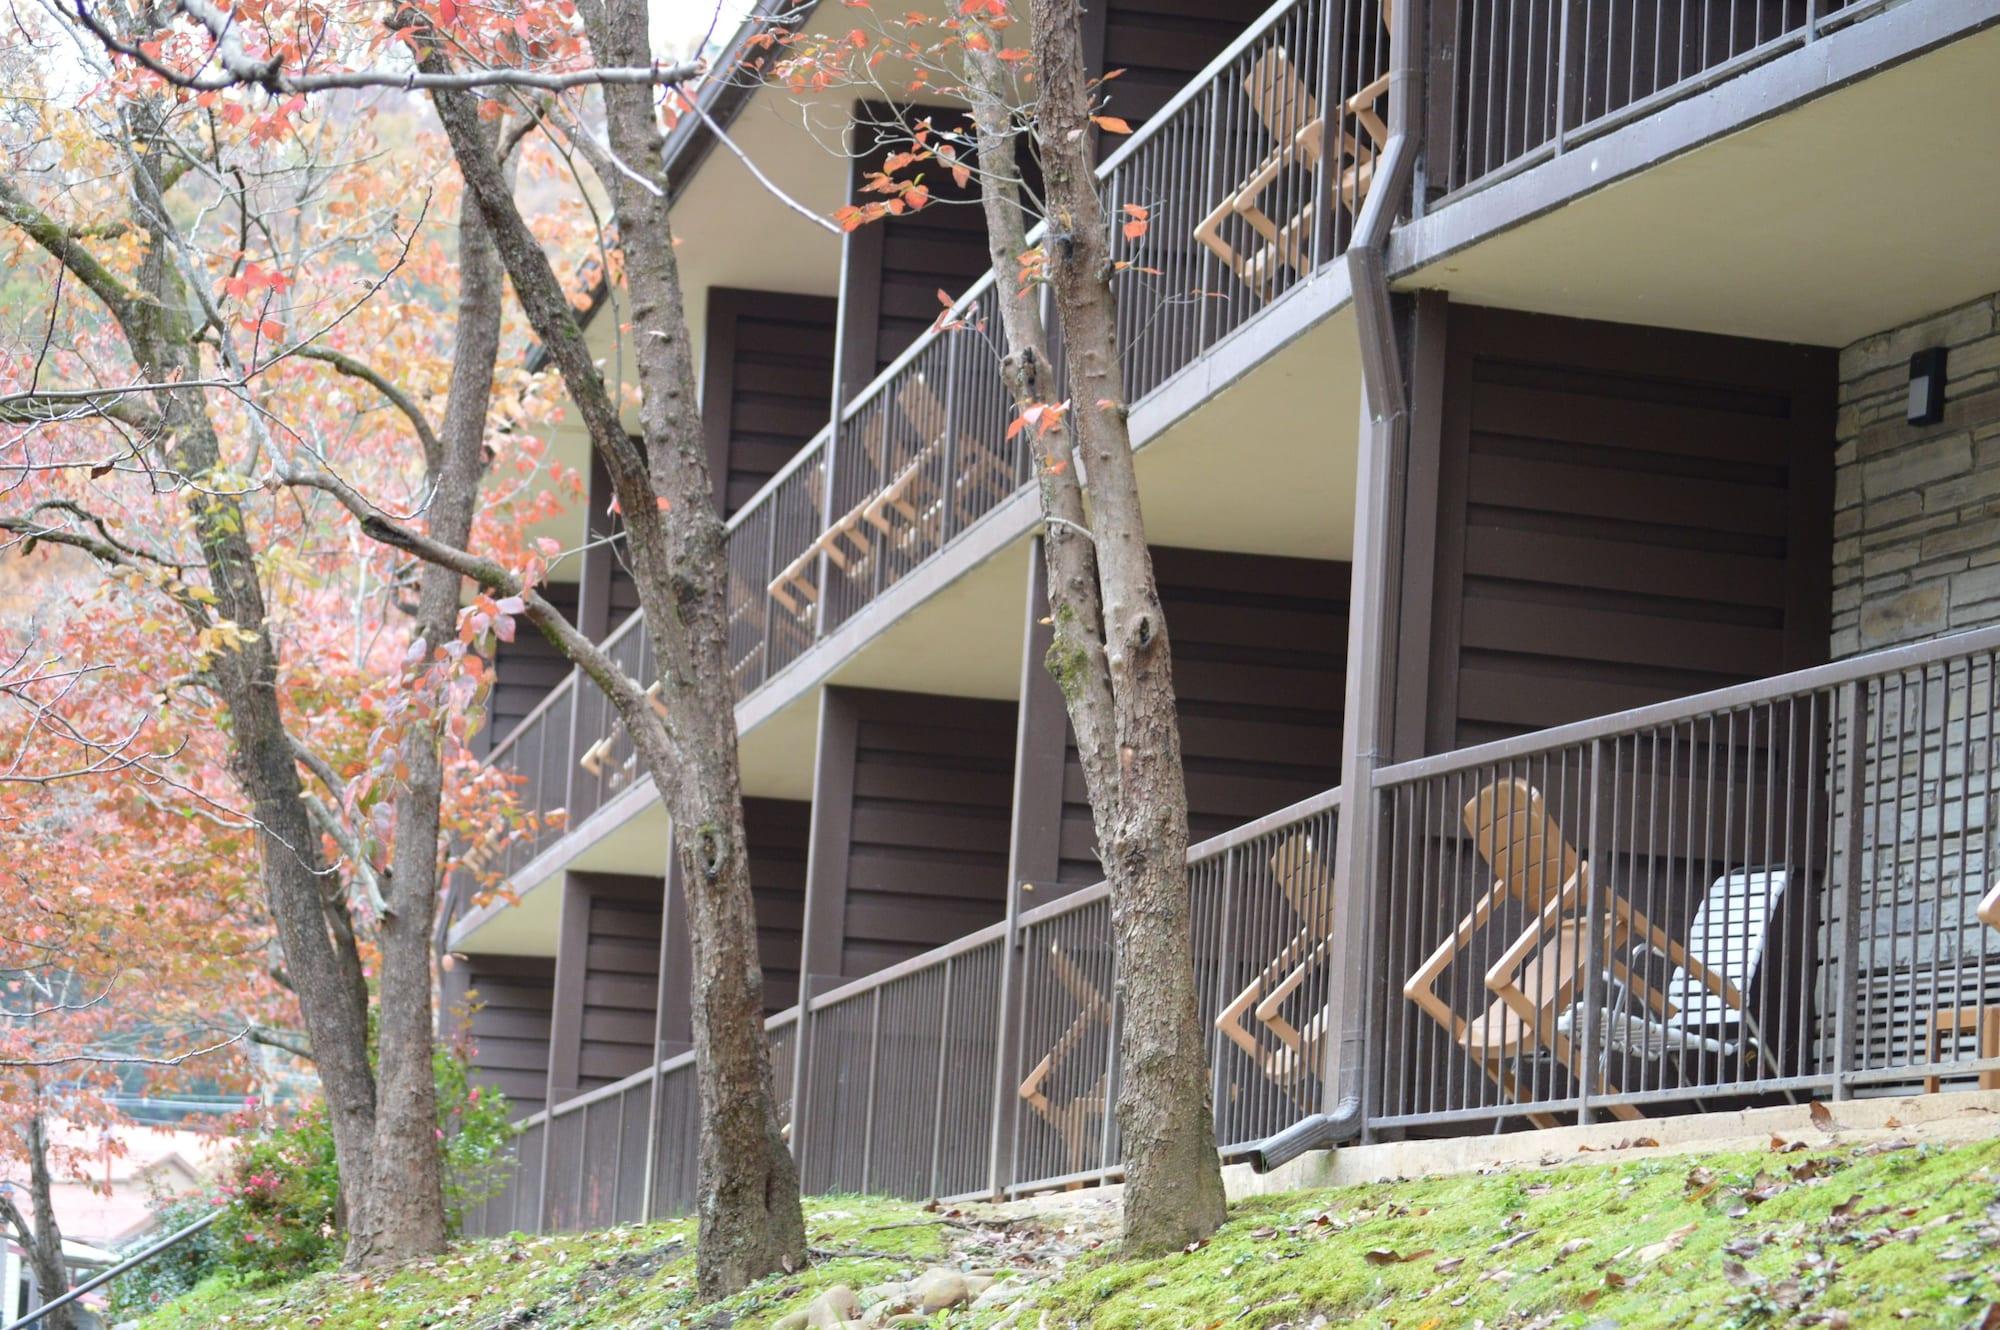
top-left (1637, 1222), bottom-right (1699, 1264)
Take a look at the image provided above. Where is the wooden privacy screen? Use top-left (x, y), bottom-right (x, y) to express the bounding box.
top-left (806, 688), bottom-right (1018, 980)
top-left (701, 288), bottom-right (838, 518)
top-left (550, 873), bottom-right (665, 1098)
top-left (1402, 302), bottom-right (1835, 757)
top-left (452, 954), bottom-right (557, 1120)
top-left (1047, 547), bottom-right (1351, 890)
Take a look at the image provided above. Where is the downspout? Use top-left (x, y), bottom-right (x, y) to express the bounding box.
top-left (1250, 0), bottom-right (1421, 1174)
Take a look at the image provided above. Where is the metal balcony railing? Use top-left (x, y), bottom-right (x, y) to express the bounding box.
top-left (464, 787), bottom-right (1342, 1232)
top-left (1368, 622), bottom-right (2000, 1128)
top-left (1435, 0), bottom-right (1898, 198)
top-left (471, 625), bottom-right (2000, 1236)
top-left (469, 0), bottom-right (1382, 874)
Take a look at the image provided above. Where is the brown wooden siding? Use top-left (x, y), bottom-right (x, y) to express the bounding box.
top-left (702, 289), bottom-right (838, 517)
top-left (841, 108), bottom-right (993, 394)
top-left (1093, 0), bottom-right (1253, 131)
top-left (1406, 303), bottom-right (1835, 756)
top-left (477, 578), bottom-right (579, 758)
top-left (457, 954), bottom-right (555, 1119)
top-left (817, 688), bottom-right (1018, 977)
top-left (1054, 547), bottom-right (1351, 886)
top-left (745, 797), bottom-right (810, 1012)
top-left (559, 873), bottom-right (664, 1094)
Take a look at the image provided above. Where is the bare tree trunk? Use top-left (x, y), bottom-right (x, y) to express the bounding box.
top-left (0, 114), bottom-right (383, 1261)
top-left (961, 5), bottom-right (1229, 1253)
top-left (421, 10), bottom-right (805, 1289)
top-left (17, 1113), bottom-right (74, 1330)
top-left (348, 184), bottom-right (505, 1268)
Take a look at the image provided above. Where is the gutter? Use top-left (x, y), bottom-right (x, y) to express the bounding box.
top-left (1247, 0), bottom-right (1422, 1175)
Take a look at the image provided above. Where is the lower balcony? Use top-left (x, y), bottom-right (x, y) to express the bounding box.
top-left (462, 619), bottom-right (2000, 1235)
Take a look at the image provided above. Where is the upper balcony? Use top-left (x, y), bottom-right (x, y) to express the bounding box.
top-left (461, 0), bottom-right (2000, 902)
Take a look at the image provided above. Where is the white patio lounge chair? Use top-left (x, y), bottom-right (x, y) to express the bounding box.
top-left (1558, 867), bottom-right (1795, 1075)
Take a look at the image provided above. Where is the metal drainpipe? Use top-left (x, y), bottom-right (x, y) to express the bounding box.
top-left (1250, 0), bottom-right (1422, 1175)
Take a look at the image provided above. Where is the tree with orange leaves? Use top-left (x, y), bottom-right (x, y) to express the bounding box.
top-left (0, 7), bottom-right (565, 1266)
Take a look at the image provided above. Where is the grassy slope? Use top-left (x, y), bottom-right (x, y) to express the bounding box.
top-left (140, 1135), bottom-right (2000, 1330)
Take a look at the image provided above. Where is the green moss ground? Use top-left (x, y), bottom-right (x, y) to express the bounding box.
top-left (137, 1135), bottom-right (2000, 1330)
top-left (133, 1197), bottom-right (947, 1330)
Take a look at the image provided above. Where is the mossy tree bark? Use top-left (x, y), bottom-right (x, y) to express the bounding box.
top-left (959, 2), bottom-right (1230, 1254)
top-left (419, 0), bottom-right (806, 1293)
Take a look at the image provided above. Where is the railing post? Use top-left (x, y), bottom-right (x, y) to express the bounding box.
top-left (561, 682), bottom-right (582, 829)
top-left (1195, 76), bottom-right (1223, 353)
top-left (811, 420), bottom-right (839, 643)
top-left (1554, 0), bottom-right (1574, 156)
top-left (789, 991), bottom-right (815, 1190)
top-left (640, 1060), bottom-right (662, 1220)
top-left (534, 1116), bottom-right (554, 1235)
top-left (927, 956), bottom-right (955, 1199)
top-left (758, 503), bottom-right (780, 686)
top-left (1095, 934), bottom-right (1120, 1174)
top-left (610, 1094), bottom-right (626, 1225)
top-left (1833, 678), bottom-right (1868, 1099)
top-left (985, 905), bottom-right (1026, 1199)
top-left (939, 337), bottom-right (963, 546)
top-left (1576, 737), bottom-right (1606, 1125)
top-left (860, 988), bottom-right (883, 1191)
top-left (1310, 0), bottom-right (1338, 265)
top-left (573, 1106), bottom-right (590, 1232)
top-left (1207, 846), bottom-right (1239, 1125)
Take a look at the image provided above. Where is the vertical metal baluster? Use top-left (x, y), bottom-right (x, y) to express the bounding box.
top-left (929, 960), bottom-right (955, 1199)
top-left (1833, 680), bottom-right (1865, 1097)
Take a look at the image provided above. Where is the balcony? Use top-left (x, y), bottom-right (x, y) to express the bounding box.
top-left (467, 624), bottom-right (2000, 1233)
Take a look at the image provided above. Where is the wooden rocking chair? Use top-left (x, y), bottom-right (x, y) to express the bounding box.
top-left (1193, 7), bottom-right (1392, 299)
top-left (1402, 778), bottom-right (1666, 1125)
top-left (865, 379), bottom-right (1012, 548)
top-left (1017, 941), bottom-right (1113, 1177)
top-left (766, 454), bottom-right (875, 618)
top-left (1215, 833), bottom-right (1337, 1098)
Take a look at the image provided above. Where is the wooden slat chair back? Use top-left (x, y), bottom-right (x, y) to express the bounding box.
top-left (864, 378), bottom-right (1015, 549)
top-left (1403, 778), bottom-right (1656, 1126)
top-left (1017, 942), bottom-right (1113, 1176)
top-left (1215, 833), bottom-right (1337, 1097)
top-left (1193, 3), bottom-right (1393, 300)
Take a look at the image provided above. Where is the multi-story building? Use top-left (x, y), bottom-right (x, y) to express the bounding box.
top-left (442, 0), bottom-right (2000, 1234)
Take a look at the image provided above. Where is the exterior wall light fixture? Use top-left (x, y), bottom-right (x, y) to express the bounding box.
top-left (1908, 347), bottom-right (1948, 426)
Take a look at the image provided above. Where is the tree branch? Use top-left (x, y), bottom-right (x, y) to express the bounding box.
top-left (70, 0), bottom-right (703, 95)
top-left (292, 346), bottom-right (443, 474)
top-left (0, 1029), bottom-right (246, 1069)
top-left (0, 174), bottom-right (140, 319)
top-left (273, 464), bottom-right (660, 748)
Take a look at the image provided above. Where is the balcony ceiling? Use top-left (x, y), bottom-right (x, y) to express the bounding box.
top-left (1397, 21), bottom-right (2000, 348)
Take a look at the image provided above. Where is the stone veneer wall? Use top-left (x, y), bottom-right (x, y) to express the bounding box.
top-left (1829, 292), bottom-right (2000, 1081)
top-left (1834, 293), bottom-right (2000, 657)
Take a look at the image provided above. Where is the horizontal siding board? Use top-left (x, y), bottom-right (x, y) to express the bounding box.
top-left (1470, 381), bottom-right (1793, 463)
top-left (1465, 452), bottom-right (1788, 534)
top-left (1463, 526), bottom-right (1789, 607)
top-left (1459, 597), bottom-right (1787, 677)
top-left (1424, 303), bottom-right (1833, 758)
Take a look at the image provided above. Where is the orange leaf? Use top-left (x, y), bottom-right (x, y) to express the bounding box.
top-left (1092, 115), bottom-right (1132, 134)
